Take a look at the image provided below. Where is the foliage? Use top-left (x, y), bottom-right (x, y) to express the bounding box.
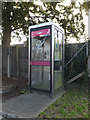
top-left (2, 1), bottom-right (89, 46)
top-left (81, 1), bottom-right (90, 14)
top-left (2, 2), bottom-right (40, 46)
top-left (20, 88), bottom-right (27, 94)
top-left (42, 2), bottom-right (87, 41)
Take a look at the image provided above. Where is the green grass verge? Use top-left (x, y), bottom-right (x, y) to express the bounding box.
top-left (37, 77), bottom-right (89, 119)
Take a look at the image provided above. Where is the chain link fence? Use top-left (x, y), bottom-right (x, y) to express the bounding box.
top-left (64, 42), bottom-right (87, 82)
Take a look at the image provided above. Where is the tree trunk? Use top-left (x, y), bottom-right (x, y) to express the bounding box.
top-left (2, 2), bottom-right (12, 47)
top-left (2, 24), bottom-right (11, 47)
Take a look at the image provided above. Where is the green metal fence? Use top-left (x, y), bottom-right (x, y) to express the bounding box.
top-left (64, 42), bottom-right (87, 82)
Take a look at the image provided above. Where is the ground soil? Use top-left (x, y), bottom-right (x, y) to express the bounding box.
top-left (2, 74), bottom-right (28, 102)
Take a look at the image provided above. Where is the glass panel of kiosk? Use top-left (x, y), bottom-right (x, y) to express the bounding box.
top-left (54, 29), bottom-right (63, 90)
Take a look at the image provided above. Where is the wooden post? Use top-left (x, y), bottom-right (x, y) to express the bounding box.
top-left (7, 47), bottom-right (10, 78)
top-left (88, 9), bottom-right (90, 76)
top-left (86, 41), bottom-right (88, 56)
top-left (16, 46), bottom-right (19, 78)
top-left (0, 47), bottom-right (2, 89)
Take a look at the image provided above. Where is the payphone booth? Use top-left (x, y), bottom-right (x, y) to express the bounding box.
top-left (28, 22), bottom-right (64, 97)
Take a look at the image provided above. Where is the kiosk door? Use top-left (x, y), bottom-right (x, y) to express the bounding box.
top-left (30, 26), bottom-right (51, 92)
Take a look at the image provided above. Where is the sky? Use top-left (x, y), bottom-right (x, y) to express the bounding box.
top-left (1, 0), bottom-right (88, 45)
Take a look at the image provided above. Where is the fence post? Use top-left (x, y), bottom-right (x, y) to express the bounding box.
top-left (7, 47), bottom-right (10, 78)
top-left (16, 46), bottom-right (19, 77)
top-left (86, 41), bottom-right (88, 56)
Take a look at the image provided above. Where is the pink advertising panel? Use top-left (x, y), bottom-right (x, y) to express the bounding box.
top-left (30, 61), bottom-right (50, 66)
top-left (31, 28), bottom-right (50, 37)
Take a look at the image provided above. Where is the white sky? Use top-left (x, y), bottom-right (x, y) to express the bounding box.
top-left (3, 0), bottom-right (88, 45)
top-left (11, 30), bottom-right (27, 45)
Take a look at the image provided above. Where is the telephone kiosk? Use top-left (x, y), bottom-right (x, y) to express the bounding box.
top-left (28, 22), bottom-right (64, 97)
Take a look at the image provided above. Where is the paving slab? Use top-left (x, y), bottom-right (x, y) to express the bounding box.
top-left (2, 90), bottom-right (65, 118)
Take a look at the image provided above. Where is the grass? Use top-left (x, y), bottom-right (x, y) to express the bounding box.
top-left (20, 88), bottom-right (27, 94)
top-left (37, 76), bottom-right (89, 119)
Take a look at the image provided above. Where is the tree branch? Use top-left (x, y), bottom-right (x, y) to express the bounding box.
top-left (11, 26), bottom-right (28, 31)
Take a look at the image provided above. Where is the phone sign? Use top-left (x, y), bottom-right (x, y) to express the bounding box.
top-left (31, 28), bottom-right (50, 37)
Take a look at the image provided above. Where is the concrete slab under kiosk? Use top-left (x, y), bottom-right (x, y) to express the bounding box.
top-left (2, 90), bottom-right (65, 118)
